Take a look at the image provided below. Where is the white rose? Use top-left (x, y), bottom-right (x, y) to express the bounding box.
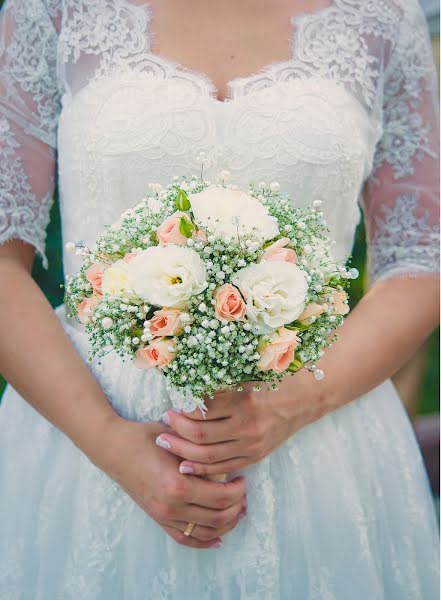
top-left (189, 185), bottom-right (279, 242)
top-left (127, 245), bottom-right (208, 308)
top-left (102, 260), bottom-right (137, 298)
top-left (232, 261), bottom-right (308, 332)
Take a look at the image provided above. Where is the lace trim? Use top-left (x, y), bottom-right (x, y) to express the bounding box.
top-left (368, 194), bottom-right (440, 283)
top-left (0, 116), bottom-right (53, 268)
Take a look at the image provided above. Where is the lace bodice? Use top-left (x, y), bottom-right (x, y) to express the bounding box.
top-left (0, 0), bottom-right (439, 283)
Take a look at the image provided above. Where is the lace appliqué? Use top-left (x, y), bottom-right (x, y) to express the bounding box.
top-left (58, 0), bottom-right (149, 73)
top-left (368, 194), bottom-right (440, 282)
top-left (373, 98), bottom-right (433, 179)
top-left (0, 0), bottom-right (61, 147)
top-left (0, 117), bottom-right (53, 267)
top-left (373, 2), bottom-right (438, 178)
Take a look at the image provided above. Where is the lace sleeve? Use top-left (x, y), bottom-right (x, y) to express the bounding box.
top-left (0, 0), bottom-right (61, 268)
top-left (363, 1), bottom-right (439, 284)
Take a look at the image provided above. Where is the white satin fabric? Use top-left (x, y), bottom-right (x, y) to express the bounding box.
top-left (0, 0), bottom-right (439, 598)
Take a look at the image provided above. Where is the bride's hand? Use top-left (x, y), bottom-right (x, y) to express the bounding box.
top-left (156, 371), bottom-right (333, 476)
top-left (93, 417), bottom-right (247, 549)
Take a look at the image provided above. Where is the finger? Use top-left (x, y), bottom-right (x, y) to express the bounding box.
top-left (182, 394), bottom-right (236, 421)
top-left (172, 500), bottom-right (245, 528)
top-left (188, 475), bottom-right (247, 509)
top-left (163, 525), bottom-right (222, 549)
top-left (156, 433), bottom-right (242, 464)
top-left (165, 411), bottom-right (238, 444)
top-left (171, 509), bottom-right (246, 543)
top-left (179, 458), bottom-right (251, 477)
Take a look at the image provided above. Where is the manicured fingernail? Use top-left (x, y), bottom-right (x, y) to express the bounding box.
top-left (210, 540), bottom-right (222, 548)
top-left (179, 464), bottom-right (194, 474)
top-left (155, 436), bottom-right (171, 450)
top-left (161, 411), bottom-right (171, 426)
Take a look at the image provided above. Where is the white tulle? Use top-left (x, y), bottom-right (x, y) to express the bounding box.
top-left (0, 0), bottom-right (439, 598)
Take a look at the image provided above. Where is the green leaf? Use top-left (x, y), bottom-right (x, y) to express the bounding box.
top-left (179, 217), bottom-right (195, 238)
top-left (286, 321), bottom-right (309, 332)
top-left (175, 189), bottom-right (191, 211)
top-left (288, 358), bottom-right (303, 373)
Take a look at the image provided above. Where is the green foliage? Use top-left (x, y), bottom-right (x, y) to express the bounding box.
top-left (179, 216), bottom-right (195, 238)
top-left (175, 188), bottom-right (191, 211)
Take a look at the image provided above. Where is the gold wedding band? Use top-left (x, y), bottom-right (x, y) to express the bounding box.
top-left (184, 521), bottom-right (195, 537)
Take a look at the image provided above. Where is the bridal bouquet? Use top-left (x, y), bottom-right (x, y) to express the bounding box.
top-left (65, 175), bottom-right (357, 412)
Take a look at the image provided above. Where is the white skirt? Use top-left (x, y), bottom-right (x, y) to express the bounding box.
top-left (0, 306), bottom-right (439, 600)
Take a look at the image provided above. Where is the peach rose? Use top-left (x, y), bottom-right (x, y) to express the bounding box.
top-left (122, 252), bottom-right (139, 264)
top-left (192, 228), bottom-right (207, 243)
top-left (257, 327), bottom-right (300, 373)
top-left (297, 303), bottom-right (325, 323)
top-left (331, 290), bottom-right (349, 315)
top-left (85, 263), bottom-right (107, 296)
top-left (134, 338), bottom-right (176, 370)
top-left (77, 295), bottom-right (100, 324)
top-left (149, 308), bottom-right (183, 337)
top-left (262, 238), bottom-right (297, 264)
top-left (214, 283), bottom-right (246, 322)
top-left (157, 212), bottom-right (191, 246)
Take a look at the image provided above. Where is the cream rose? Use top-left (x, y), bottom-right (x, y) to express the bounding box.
top-left (189, 185), bottom-right (279, 242)
top-left (257, 327), bottom-right (300, 373)
top-left (101, 260), bottom-right (137, 298)
top-left (127, 245), bottom-right (207, 308)
top-left (232, 261), bottom-right (308, 332)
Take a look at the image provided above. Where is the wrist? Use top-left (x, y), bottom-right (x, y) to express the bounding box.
top-left (282, 367), bottom-right (344, 433)
top-left (83, 412), bottom-right (163, 474)
top-left (68, 401), bottom-right (123, 465)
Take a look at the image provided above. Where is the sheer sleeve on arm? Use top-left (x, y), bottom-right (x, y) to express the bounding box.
top-left (363, 2), bottom-right (440, 285)
top-left (0, 0), bottom-right (61, 268)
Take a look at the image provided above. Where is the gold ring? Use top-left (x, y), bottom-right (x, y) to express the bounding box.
top-left (184, 521), bottom-right (195, 537)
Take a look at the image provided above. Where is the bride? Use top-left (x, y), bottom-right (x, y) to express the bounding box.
top-left (0, 0), bottom-right (439, 598)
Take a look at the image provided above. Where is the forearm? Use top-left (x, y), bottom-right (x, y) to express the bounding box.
top-left (0, 248), bottom-right (119, 458)
top-left (316, 275), bottom-right (439, 409)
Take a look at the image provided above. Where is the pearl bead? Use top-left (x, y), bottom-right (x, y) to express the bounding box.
top-left (101, 317), bottom-right (113, 329)
top-left (313, 369), bottom-right (325, 381)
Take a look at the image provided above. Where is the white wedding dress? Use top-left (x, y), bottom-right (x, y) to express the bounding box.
top-left (0, 1), bottom-right (439, 598)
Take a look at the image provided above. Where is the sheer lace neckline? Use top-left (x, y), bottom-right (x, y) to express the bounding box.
top-left (120, 0), bottom-right (334, 103)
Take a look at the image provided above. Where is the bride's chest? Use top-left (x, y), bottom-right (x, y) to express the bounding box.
top-left (58, 70), bottom-right (378, 186)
